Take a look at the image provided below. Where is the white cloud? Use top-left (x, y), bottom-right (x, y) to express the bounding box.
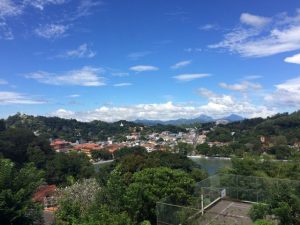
top-left (111, 72), bottom-right (129, 77)
top-left (219, 81), bottom-right (262, 92)
top-left (184, 48), bottom-right (202, 53)
top-left (265, 76), bottom-right (300, 107)
top-left (243, 75), bottom-right (263, 80)
top-left (173, 73), bottom-right (210, 82)
top-left (199, 24), bottom-right (218, 31)
top-left (24, 0), bottom-right (66, 10)
top-left (129, 65), bottom-right (159, 72)
top-left (0, 91), bottom-right (45, 104)
top-left (51, 97), bottom-right (276, 122)
top-left (0, 0), bottom-right (23, 18)
top-left (75, 0), bottom-right (102, 18)
top-left (127, 51), bottom-right (151, 60)
top-left (0, 79), bottom-right (8, 85)
top-left (67, 94), bottom-right (80, 98)
top-left (35, 24), bottom-right (68, 39)
top-left (240, 13), bottom-right (271, 27)
top-left (210, 10), bottom-right (300, 57)
top-left (62, 43), bottom-right (96, 58)
top-left (197, 88), bottom-right (275, 118)
top-left (170, 60), bottom-right (191, 69)
top-left (113, 83), bottom-right (132, 87)
top-left (52, 108), bottom-right (75, 117)
top-left (25, 66), bottom-right (106, 86)
top-left (284, 53), bottom-right (300, 64)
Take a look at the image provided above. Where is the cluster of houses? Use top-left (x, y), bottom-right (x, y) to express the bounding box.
top-left (49, 127), bottom-right (210, 160)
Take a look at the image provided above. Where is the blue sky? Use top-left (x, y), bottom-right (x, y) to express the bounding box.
top-left (1, 0), bottom-right (300, 121)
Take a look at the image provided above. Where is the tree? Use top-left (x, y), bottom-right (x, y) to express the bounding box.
top-left (0, 159), bottom-right (44, 225)
top-left (114, 146), bottom-right (147, 158)
top-left (91, 149), bottom-right (113, 161)
top-left (124, 167), bottom-right (195, 223)
top-left (196, 143), bottom-right (210, 155)
top-left (55, 179), bottom-right (132, 225)
top-left (45, 152), bottom-right (94, 185)
top-left (176, 142), bottom-right (193, 156)
top-left (56, 179), bottom-right (101, 224)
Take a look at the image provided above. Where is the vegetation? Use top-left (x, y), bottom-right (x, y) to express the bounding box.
top-left (0, 159), bottom-right (44, 225)
top-left (2, 112), bottom-right (300, 224)
top-left (221, 157), bottom-right (300, 225)
top-left (5, 113), bottom-right (186, 142)
top-left (0, 122), bottom-right (206, 225)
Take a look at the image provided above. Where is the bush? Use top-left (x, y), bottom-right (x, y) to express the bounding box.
top-left (249, 203), bottom-right (269, 221)
top-left (253, 219), bottom-right (275, 225)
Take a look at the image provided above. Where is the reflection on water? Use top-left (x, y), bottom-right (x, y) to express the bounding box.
top-left (190, 157), bottom-right (232, 175)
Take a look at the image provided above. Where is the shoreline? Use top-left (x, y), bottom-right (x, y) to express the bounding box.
top-left (188, 155), bottom-right (232, 160)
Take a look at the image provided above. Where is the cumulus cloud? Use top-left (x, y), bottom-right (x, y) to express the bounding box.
top-left (51, 97), bottom-right (276, 122)
top-left (61, 43), bottom-right (96, 58)
top-left (240, 13), bottom-right (271, 27)
top-left (0, 91), bottom-right (45, 104)
top-left (129, 65), bottom-right (159, 72)
top-left (35, 24), bottom-right (68, 39)
top-left (265, 76), bottom-right (300, 107)
top-left (219, 81), bottom-right (262, 92)
top-left (113, 83), bottom-right (132, 87)
top-left (170, 60), bottom-right (191, 69)
top-left (209, 10), bottom-right (300, 57)
top-left (284, 53), bottom-right (300, 64)
top-left (197, 88), bottom-right (275, 118)
top-left (173, 73), bottom-right (210, 82)
top-left (25, 66), bottom-right (106, 86)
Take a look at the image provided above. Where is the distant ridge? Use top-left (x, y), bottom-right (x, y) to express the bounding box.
top-left (135, 114), bottom-right (244, 125)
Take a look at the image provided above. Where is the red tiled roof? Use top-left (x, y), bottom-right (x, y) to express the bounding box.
top-left (74, 143), bottom-right (102, 151)
top-left (33, 185), bottom-right (57, 203)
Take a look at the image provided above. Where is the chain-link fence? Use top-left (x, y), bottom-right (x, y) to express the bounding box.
top-left (157, 174), bottom-right (300, 225)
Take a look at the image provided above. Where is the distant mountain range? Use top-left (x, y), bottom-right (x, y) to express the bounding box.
top-left (135, 114), bottom-right (244, 126)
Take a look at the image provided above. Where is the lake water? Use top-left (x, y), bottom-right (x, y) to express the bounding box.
top-left (189, 157), bottom-right (232, 175)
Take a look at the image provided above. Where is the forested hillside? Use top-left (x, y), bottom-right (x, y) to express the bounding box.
top-left (199, 111), bottom-right (300, 159)
top-left (4, 113), bottom-right (186, 142)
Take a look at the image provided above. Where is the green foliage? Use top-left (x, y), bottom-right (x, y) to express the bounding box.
top-left (223, 158), bottom-right (300, 224)
top-left (249, 203), bottom-right (269, 221)
top-left (56, 179), bottom-right (101, 224)
top-left (55, 178), bottom-right (132, 225)
top-left (114, 146), bottom-right (147, 158)
top-left (190, 168), bottom-right (208, 182)
top-left (175, 142), bottom-right (193, 156)
top-left (46, 152), bottom-right (94, 185)
top-left (196, 143), bottom-right (210, 155)
top-left (71, 205), bottom-right (133, 225)
top-left (207, 127), bottom-right (232, 142)
top-left (0, 127), bottom-right (54, 166)
top-left (124, 167), bottom-right (195, 223)
top-left (5, 113), bottom-right (186, 142)
top-left (0, 159), bottom-right (44, 225)
top-left (253, 219), bottom-right (276, 225)
top-left (91, 149), bottom-right (113, 161)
